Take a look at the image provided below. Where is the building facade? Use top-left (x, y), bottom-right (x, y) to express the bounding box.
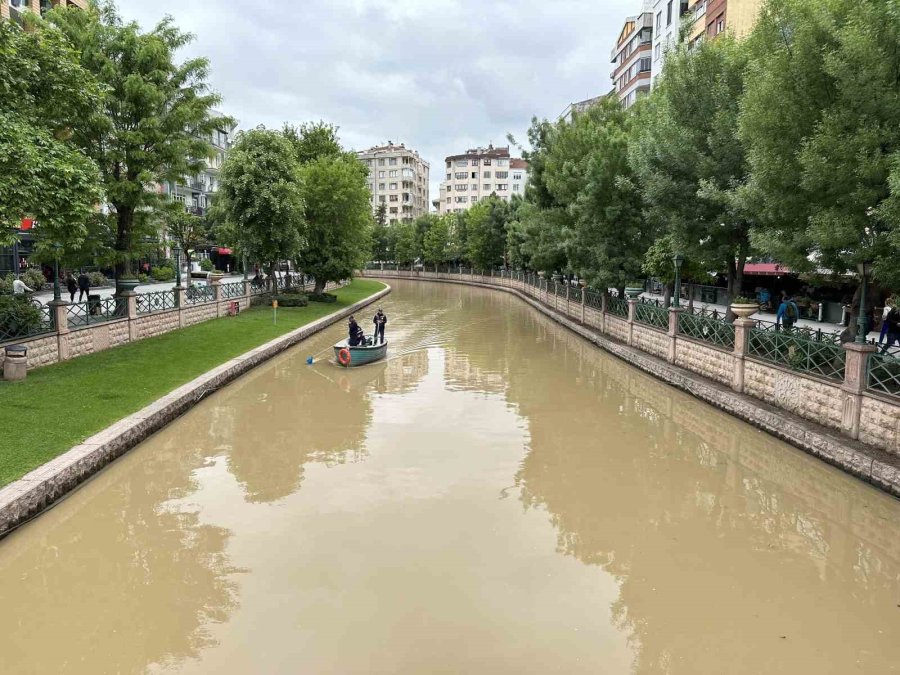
top-left (650, 0), bottom-right (689, 87)
top-left (438, 146), bottom-right (529, 215)
top-left (358, 143), bottom-right (430, 223)
top-left (2, 0), bottom-right (86, 20)
top-left (163, 112), bottom-right (235, 219)
top-left (610, 2), bottom-right (654, 109)
top-left (558, 93), bottom-right (613, 123)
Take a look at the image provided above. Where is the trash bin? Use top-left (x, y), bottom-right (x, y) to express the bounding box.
top-left (3, 344), bottom-right (27, 381)
top-left (88, 294), bottom-right (102, 316)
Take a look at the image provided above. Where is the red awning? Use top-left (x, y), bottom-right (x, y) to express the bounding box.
top-left (19, 218), bottom-right (35, 230)
top-left (744, 263), bottom-right (791, 276)
top-left (216, 247), bottom-right (233, 255)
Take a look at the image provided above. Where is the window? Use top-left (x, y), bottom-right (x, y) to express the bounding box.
top-left (455, 172), bottom-right (467, 179)
top-left (455, 160), bottom-right (468, 167)
top-left (497, 159), bottom-right (507, 167)
top-left (484, 171), bottom-right (491, 178)
top-left (656, 11), bottom-right (661, 31)
top-left (471, 197), bottom-right (478, 203)
top-left (446, 197), bottom-right (451, 204)
top-left (455, 196), bottom-right (468, 203)
top-left (483, 159), bottom-right (491, 166)
top-left (471, 159), bottom-right (479, 166)
top-left (483, 184), bottom-right (491, 191)
top-left (389, 195), bottom-right (398, 202)
top-left (513, 184), bottom-right (520, 192)
top-left (497, 184), bottom-right (508, 191)
top-left (173, 194), bottom-right (186, 204)
top-left (389, 183), bottom-right (397, 190)
top-left (378, 159), bottom-right (385, 166)
top-left (378, 171), bottom-right (385, 178)
top-left (388, 158), bottom-right (397, 165)
top-left (446, 174), bottom-right (451, 180)
top-left (378, 183), bottom-right (385, 190)
top-left (456, 184), bottom-right (468, 191)
top-left (717, 15), bottom-right (725, 33)
top-left (667, 0), bottom-right (673, 25)
top-left (472, 185), bottom-right (478, 192)
top-left (446, 161), bottom-right (451, 168)
top-left (639, 57), bottom-right (651, 73)
top-left (513, 173), bottom-right (522, 181)
top-left (389, 170), bottom-right (398, 177)
top-left (495, 171), bottom-right (508, 179)
top-left (389, 207), bottom-right (398, 213)
top-left (655, 43), bottom-right (661, 60)
top-left (471, 172), bottom-right (477, 178)
top-left (379, 195), bottom-right (386, 203)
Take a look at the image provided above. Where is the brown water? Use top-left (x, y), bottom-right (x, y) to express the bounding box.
top-left (1, 280), bottom-right (899, 674)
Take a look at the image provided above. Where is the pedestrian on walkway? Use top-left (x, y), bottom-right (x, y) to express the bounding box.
top-left (77, 271), bottom-right (90, 302)
top-left (776, 293), bottom-right (800, 332)
top-left (879, 302), bottom-right (900, 354)
top-left (12, 277), bottom-right (33, 295)
top-left (66, 273), bottom-right (77, 303)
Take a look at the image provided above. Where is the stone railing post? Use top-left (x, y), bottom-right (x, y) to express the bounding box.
top-left (125, 293), bottom-right (138, 341)
top-left (840, 342), bottom-right (876, 440)
top-left (243, 279), bottom-right (252, 299)
top-left (50, 301), bottom-right (70, 361)
top-left (627, 298), bottom-right (638, 346)
top-left (175, 286), bottom-right (187, 327)
top-left (565, 284), bottom-right (570, 316)
top-left (731, 317), bottom-right (754, 393)
top-left (601, 293), bottom-right (608, 334)
top-left (581, 286), bottom-right (586, 324)
top-left (668, 307), bottom-right (684, 365)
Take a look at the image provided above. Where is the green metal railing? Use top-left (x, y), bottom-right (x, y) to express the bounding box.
top-left (0, 301), bottom-right (55, 343)
top-left (868, 353), bottom-right (900, 398)
top-left (185, 284), bottom-right (216, 305)
top-left (607, 296), bottom-right (629, 318)
top-left (136, 290), bottom-right (177, 314)
top-left (66, 297), bottom-right (127, 326)
top-left (748, 327), bottom-right (846, 381)
top-left (634, 302), bottom-right (668, 330)
top-left (678, 312), bottom-right (736, 350)
top-left (220, 282), bottom-right (245, 299)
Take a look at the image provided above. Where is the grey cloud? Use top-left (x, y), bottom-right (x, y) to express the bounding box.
top-left (116, 0), bottom-right (634, 201)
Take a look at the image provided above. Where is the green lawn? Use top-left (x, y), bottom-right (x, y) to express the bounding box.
top-left (0, 279), bottom-right (386, 486)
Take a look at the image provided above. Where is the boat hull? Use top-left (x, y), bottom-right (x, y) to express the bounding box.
top-left (333, 339), bottom-right (388, 367)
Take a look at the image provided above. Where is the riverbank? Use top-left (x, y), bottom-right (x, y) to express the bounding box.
top-left (361, 272), bottom-right (900, 498)
top-left (0, 279), bottom-right (386, 487)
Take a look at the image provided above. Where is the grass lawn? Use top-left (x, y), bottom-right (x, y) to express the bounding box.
top-left (0, 279), bottom-right (386, 486)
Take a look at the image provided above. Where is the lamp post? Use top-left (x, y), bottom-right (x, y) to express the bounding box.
top-left (51, 242), bottom-right (62, 303)
top-left (856, 260), bottom-right (872, 344)
top-left (672, 253), bottom-right (684, 308)
top-left (173, 244), bottom-right (182, 287)
top-left (243, 253), bottom-right (249, 281)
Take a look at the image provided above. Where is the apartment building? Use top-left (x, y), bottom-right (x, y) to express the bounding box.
top-left (650, 0), bottom-right (689, 87)
top-left (2, 0), bottom-right (86, 20)
top-left (358, 142), bottom-right (430, 223)
top-left (558, 93), bottom-right (612, 123)
top-left (610, 2), bottom-right (654, 109)
top-left (684, 0), bottom-right (762, 47)
top-left (163, 112), bottom-right (235, 218)
top-left (438, 146), bottom-right (529, 215)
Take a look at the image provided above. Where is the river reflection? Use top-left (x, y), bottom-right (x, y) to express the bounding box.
top-left (0, 280), bottom-right (898, 674)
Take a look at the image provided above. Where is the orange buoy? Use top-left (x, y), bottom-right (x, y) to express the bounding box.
top-left (338, 348), bottom-right (351, 366)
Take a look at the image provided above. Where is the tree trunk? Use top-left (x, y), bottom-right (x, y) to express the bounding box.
top-left (662, 282), bottom-right (672, 308)
top-left (267, 261), bottom-right (277, 292)
top-left (687, 283), bottom-right (694, 312)
top-left (313, 278), bottom-right (326, 295)
top-left (115, 207), bottom-right (134, 279)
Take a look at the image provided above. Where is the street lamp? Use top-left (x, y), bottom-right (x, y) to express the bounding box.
top-left (856, 260), bottom-right (873, 344)
top-left (51, 242), bottom-right (62, 303)
top-left (243, 253), bottom-right (249, 281)
top-left (672, 253), bottom-right (684, 308)
top-left (173, 244), bottom-right (182, 287)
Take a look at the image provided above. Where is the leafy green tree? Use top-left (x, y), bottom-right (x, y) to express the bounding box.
top-left (48, 2), bottom-right (225, 291)
top-left (296, 155), bottom-right (372, 293)
top-left (630, 37), bottom-right (752, 300)
top-left (0, 19), bottom-right (102, 258)
top-left (741, 0), bottom-right (900, 292)
top-left (466, 197), bottom-right (510, 270)
top-left (423, 216), bottom-right (451, 265)
top-left (393, 220), bottom-right (420, 264)
top-left (642, 234), bottom-right (708, 307)
top-left (217, 128), bottom-right (305, 283)
top-left (165, 209), bottom-right (206, 286)
top-left (283, 121), bottom-right (342, 165)
top-left (371, 203), bottom-right (389, 261)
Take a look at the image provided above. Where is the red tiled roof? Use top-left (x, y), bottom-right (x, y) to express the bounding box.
top-left (510, 159), bottom-right (529, 169)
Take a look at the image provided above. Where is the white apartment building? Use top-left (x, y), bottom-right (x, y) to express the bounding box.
top-left (650, 0), bottom-right (689, 87)
top-left (358, 142), bottom-right (430, 223)
top-left (438, 146), bottom-right (529, 215)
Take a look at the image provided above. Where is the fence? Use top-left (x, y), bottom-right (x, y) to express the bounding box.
top-left (360, 268), bottom-right (899, 455)
top-left (0, 276), bottom-right (347, 372)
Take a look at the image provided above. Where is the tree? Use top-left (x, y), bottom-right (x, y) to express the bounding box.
top-left (283, 121), bottom-right (342, 165)
top-left (393, 220), bottom-right (420, 264)
top-left (166, 209), bottom-right (205, 286)
top-left (466, 198), bottom-right (510, 270)
top-left (371, 203), bottom-right (389, 261)
top-left (741, 0), bottom-right (900, 293)
top-left (295, 154), bottom-right (372, 294)
top-left (0, 19), bottom-right (102, 259)
top-left (48, 2), bottom-right (225, 292)
top-left (423, 216), bottom-right (450, 266)
top-left (217, 128), bottom-right (305, 283)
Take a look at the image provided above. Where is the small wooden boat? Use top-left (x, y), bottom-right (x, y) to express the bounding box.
top-left (333, 337), bottom-right (388, 367)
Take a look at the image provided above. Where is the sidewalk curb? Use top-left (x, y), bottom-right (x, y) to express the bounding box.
top-left (0, 283), bottom-right (391, 539)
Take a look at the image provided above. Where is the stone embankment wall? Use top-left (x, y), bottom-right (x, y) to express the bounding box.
top-left (361, 269), bottom-right (900, 465)
top-left (0, 280), bottom-right (341, 372)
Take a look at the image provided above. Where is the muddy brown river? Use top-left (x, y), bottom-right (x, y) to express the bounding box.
top-left (1, 280), bottom-right (899, 674)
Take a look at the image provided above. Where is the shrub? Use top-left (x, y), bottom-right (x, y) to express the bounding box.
top-left (22, 268), bottom-right (47, 291)
top-left (280, 285), bottom-right (306, 296)
top-left (88, 271), bottom-right (109, 287)
top-left (199, 258), bottom-right (214, 272)
top-left (137, 273), bottom-right (150, 283)
top-left (732, 296), bottom-right (757, 304)
top-left (150, 266), bottom-right (175, 282)
top-left (309, 292), bottom-right (337, 303)
top-left (273, 294), bottom-right (308, 307)
top-left (0, 295), bottom-right (43, 339)
top-left (0, 274), bottom-right (13, 295)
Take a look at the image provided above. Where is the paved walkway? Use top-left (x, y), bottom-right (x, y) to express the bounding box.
top-left (32, 275), bottom-right (245, 305)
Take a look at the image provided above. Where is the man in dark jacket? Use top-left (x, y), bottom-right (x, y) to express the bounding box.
top-left (77, 271), bottom-right (91, 301)
top-left (373, 309), bottom-right (387, 344)
top-left (348, 316), bottom-right (364, 346)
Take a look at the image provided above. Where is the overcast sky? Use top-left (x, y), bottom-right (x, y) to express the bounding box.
top-left (116, 0), bottom-right (636, 202)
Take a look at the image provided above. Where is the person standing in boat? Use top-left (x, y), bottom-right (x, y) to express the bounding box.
top-left (373, 308), bottom-right (387, 344)
top-left (348, 316), bottom-right (365, 346)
